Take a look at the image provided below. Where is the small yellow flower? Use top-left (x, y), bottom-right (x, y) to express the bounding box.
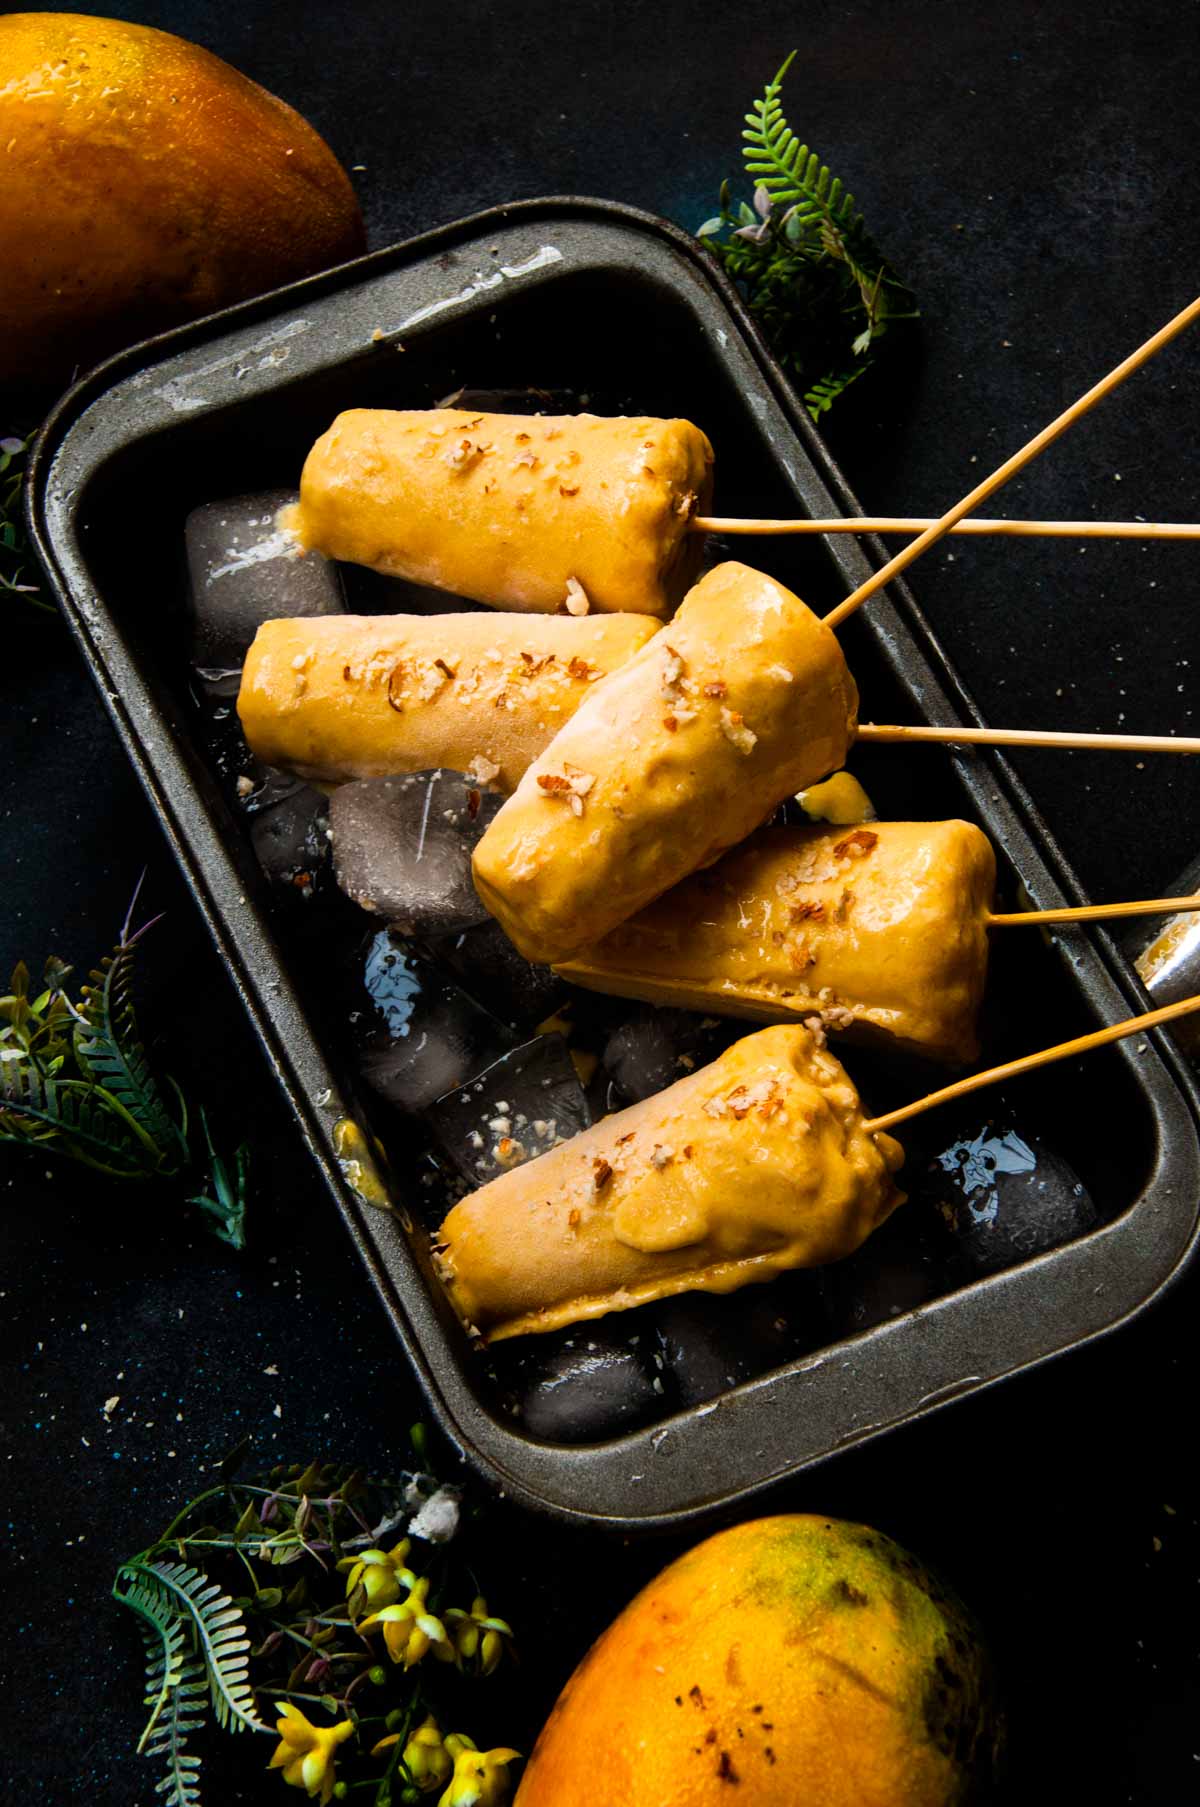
top-left (339, 1537), bottom-right (415, 1611)
top-left (437, 1744), bottom-right (521, 1807)
top-left (369, 1714), bottom-right (457, 1793)
top-left (443, 1597), bottom-right (514, 1676)
top-left (268, 1703), bottom-right (355, 1804)
top-left (359, 1574), bottom-right (450, 1668)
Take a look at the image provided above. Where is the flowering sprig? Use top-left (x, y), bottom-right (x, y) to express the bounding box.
top-left (698, 53), bottom-right (916, 420)
top-left (115, 1439), bottom-right (521, 1807)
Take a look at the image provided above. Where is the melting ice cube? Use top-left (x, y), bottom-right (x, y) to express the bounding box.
top-left (185, 488), bottom-right (344, 668)
top-left (425, 1033), bottom-right (592, 1187)
top-left (349, 930), bottom-right (514, 1115)
top-left (490, 1324), bottom-right (670, 1442)
top-left (330, 771), bottom-right (502, 937)
top-left (921, 1108), bottom-right (1097, 1276)
top-left (434, 918), bottom-right (565, 1030)
top-left (601, 1005), bottom-right (733, 1104)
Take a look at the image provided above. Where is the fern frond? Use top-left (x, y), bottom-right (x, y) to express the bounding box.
top-left (804, 363), bottom-right (870, 420)
top-left (114, 1567), bottom-right (190, 1751)
top-left (0, 1064), bottom-right (152, 1177)
top-left (143, 1651), bottom-right (208, 1807)
top-left (73, 907), bottom-right (186, 1167)
top-left (139, 1558), bottom-right (270, 1734)
top-left (742, 53), bottom-right (862, 230)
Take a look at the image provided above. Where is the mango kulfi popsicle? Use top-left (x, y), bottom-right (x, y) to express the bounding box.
top-left (283, 409), bottom-right (715, 616)
top-left (435, 1024), bottom-right (904, 1341)
top-left (559, 819), bottom-right (998, 1063)
top-left (471, 561), bottom-right (860, 963)
top-left (237, 611), bottom-right (659, 793)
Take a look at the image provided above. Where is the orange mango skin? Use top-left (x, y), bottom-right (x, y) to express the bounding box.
top-left (0, 13), bottom-right (365, 389)
top-left (516, 1515), bottom-right (1004, 1807)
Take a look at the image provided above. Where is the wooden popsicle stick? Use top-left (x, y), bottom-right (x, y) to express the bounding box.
top-left (864, 994), bottom-right (1200, 1136)
top-left (821, 293), bottom-right (1200, 631)
top-left (856, 722), bottom-right (1200, 755)
top-left (693, 514), bottom-right (1200, 541)
top-left (988, 896), bottom-right (1200, 927)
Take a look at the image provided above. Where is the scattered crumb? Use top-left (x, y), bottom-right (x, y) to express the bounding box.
top-left (564, 577), bottom-right (589, 615)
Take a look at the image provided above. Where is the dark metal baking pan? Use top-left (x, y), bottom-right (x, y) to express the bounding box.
top-left (28, 197), bottom-right (1200, 1528)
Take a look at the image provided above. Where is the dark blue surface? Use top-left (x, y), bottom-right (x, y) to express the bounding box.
top-left (4, 2), bottom-right (1199, 1800)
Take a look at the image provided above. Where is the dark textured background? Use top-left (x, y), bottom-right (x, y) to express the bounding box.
top-left (4, 2), bottom-right (1200, 1800)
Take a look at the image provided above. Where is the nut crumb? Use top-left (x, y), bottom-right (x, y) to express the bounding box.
top-left (564, 577), bottom-right (589, 615)
top-left (833, 828), bottom-right (879, 859)
top-left (651, 1144), bottom-right (674, 1169)
top-left (445, 437), bottom-right (482, 472)
top-left (593, 1157), bottom-right (614, 1190)
top-left (703, 680), bottom-right (727, 699)
top-left (466, 753), bottom-right (501, 785)
top-left (720, 707), bottom-right (757, 754)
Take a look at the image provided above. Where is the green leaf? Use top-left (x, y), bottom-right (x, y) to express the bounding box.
top-left (113, 1567), bottom-right (208, 1806)
top-left (185, 1109), bottom-right (250, 1250)
top-left (0, 1062), bottom-right (156, 1177)
top-left (121, 1558), bottom-right (271, 1735)
top-left (74, 899), bottom-right (187, 1170)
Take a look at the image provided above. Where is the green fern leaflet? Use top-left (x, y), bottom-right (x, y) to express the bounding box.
top-left (698, 52), bottom-right (917, 420)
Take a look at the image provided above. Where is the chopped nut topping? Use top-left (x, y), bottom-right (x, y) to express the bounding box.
top-left (833, 828), bottom-right (879, 860)
top-left (675, 489), bottom-right (697, 519)
top-left (615, 1131), bottom-right (636, 1145)
top-left (660, 645), bottom-right (685, 691)
top-left (445, 437), bottom-right (483, 471)
top-left (386, 664), bottom-right (406, 713)
top-left (768, 664), bottom-right (794, 683)
top-left (703, 680), bottom-right (727, 699)
top-left (434, 657), bottom-right (457, 679)
top-left (559, 481), bottom-right (580, 497)
top-left (466, 753), bottom-right (501, 786)
top-left (417, 662), bottom-right (451, 702)
top-left (593, 1157), bottom-right (614, 1190)
top-left (567, 655), bottom-right (595, 680)
top-left (466, 788), bottom-right (482, 819)
top-left (536, 764), bottom-right (596, 815)
top-left (682, 1143), bottom-right (695, 1159)
top-left (236, 774), bottom-right (255, 799)
top-left (720, 707), bottom-right (757, 754)
top-left (790, 900), bottom-right (825, 923)
top-left (650, 1144), bottom-right (674, 1169)
top-left (494, 1136), bottom-right (526, 1168)
top-left (513, 449), bottom-right (539, 469)
top-left (567, 1207), bottom-right (582, 1230)
top-left (342, 663), bottom-right (353, 682)
top-left (564, 577), bottom-right (590, 616)
top-left (515, 430), bottom-right (531, 443)
top-left (663, 715), bottom-right (678, 733)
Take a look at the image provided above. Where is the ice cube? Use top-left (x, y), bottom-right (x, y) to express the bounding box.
top-left (919, 1110), bottom-right (1098, 1277)
top-left (821, 1210), bottom-right (949, 1338)
top-left (490, 1325), bottom-right (670, 1442)
top-left (330, 771), bottom-right (502, 936)
top-left (185, 488), bottom-right (344, 668)
top-left (434, 918), bottom-right (565, 1030)
top-left (248, 779), bottom-right (330, 898)
top-left (654, 1281), bottom-right (820, 1407)
top-left (601, 1006), bottom-right (734, 1105)
top-left (425, 1033), bottom-right (591, 1187)
top-left (349, 929), bottom-right (515, 1115)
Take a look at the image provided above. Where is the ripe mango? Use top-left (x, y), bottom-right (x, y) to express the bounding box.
top-left (0, 13), bottom-right (366, 391)
top-left (517, 1515), bottom-right (1004, 1806)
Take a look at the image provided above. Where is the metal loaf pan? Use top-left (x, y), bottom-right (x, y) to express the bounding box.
top-left (28, 198), bottom-right (1200, 1527)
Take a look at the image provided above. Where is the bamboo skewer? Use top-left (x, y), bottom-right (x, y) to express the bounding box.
top-left (856, 723), bottom-right (1200, 755)
top-left (987, 896), bottom-right (1200, 927)
top-left (864, 994), bottom-right (1200, 1135)
top-left (821, 293), bottom-right (1200, 631)
top-left (693, 514), bottom-right (1200, 541)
